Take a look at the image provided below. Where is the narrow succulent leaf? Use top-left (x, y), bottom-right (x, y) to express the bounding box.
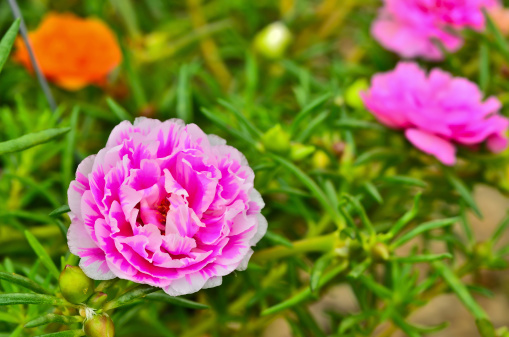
top-left (24, 231), bottom-right (60, 279)
top-left (146, 292), bottom-right (209, 309)
top-left (354, 148), bottom-right (400, 166)
top-left (200, 107), bottom-right (255, 144)
top-left (107, 97), bottom-right (133, 122)
top-left (447, 174), bottom-right (482, 218)
top-left (0, 19), bottom-right (20, 74)
top-left (379, 176), bottom-right (428, 188)
top-left (0, 272), bottom-right (50, 294)
top-left (335, 119), bottom-right (384, 130)
top-left (476, 318), bottom-right (496, 337)
top-left (363, 181), bottom-right (383, 204)
top-left (434, 261), bottom-right (488, 319)
top-left (268, 153), bottom-right (342, 224)
top-left (0, 128), bottom-right (70, 155)
top-left (392, 253), bottom-right (452, 263)
top-left (177, 64), bottom-right (192, 122)
top-left (218, 99), bottom-right (262, 137)
top-left (24, 314), bottom-right (83, 328)
top-left (296, 110), bottom-right (330, 143)
top-left (291, 92), bottom-right (331, 134)
top-left (392, 313), bottom-right (422, 337)
top-left (104, 284), bottom-right (159, 310)
top-left (392, 218), bottom-right (458, 248)
top-left (49, 205), bottom-right (70, 217)
top-left (388, 193), bottom-right (421, 237)
top-left (262, 261), bottom-right (347, 315)
top-left (479, 43), bottom-right (490, 93)
top-left (0, 312), bottom-right (19, 324)
top-left (34, 330), bottom-right (85, 337)
top-left (264, 230), bottom-right (294, 248)
top-left (0, 293), bottom-right (74, 307)
top-left (310, 253), bottom-right (334, 293)
top-left (485, 11), bottom-right (509, 59)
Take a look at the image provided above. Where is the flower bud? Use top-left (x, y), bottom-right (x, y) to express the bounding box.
top-left (261, 124), bottom-right (291, 154)
top-left (311, 150), bottom-right (331, 169)
top-left (371, 242), bottom-right (390, 262)
top-left (254, 22), bottom-right (292, 59)
top-left (290, 143), bottom-right (315, 161)
top-left (84, 314), bottom-right (115, 337)
top-left (345, 78), bottom-right (368, 109)
top-left (86, 292), bottom-right (108, 309)
top-left (59, 265), bottom-right (94, 304)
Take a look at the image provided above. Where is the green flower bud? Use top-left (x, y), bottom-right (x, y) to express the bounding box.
top-left (86, 292), bottom-right (108, 309)
top-left (371, 242), bottom-right (390, 262)
top-left (290, 143), bottom-right (315, 161)
top-left (345, 78), bottom-right (368, 109)
top-left (59, 265), bottom-right (94, 304)
top-left (84, 314), bottom-right (115, 337)
top-left (254, 22), bottom-right (292, 59)
top-left (261, 124), bottom-right (291, 154)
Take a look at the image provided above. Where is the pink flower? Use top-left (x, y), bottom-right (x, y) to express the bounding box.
top-left (67, 118), bottom-right (267, 296)
top-left (372, 0), bottom-right (497, 60)
top-left (361, 62), bottom-right (509, 165)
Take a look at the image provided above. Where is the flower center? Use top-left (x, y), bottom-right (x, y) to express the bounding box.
top-left (156, 197), bottom-right (171, 226)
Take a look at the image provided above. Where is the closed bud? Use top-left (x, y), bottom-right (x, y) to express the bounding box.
top-left (87, 292), bottom-right (108, 309)
top-left (84, 314), bottom-right (115, 337)
top-left (345, 78), bottom-right (368, 109)
top-left (290, 143), bottom-right (315, 161)
top-left (59, 265), bottom-right (94, 304)
top-left (371, 242), bottom-right (390, 262)
top-left (311, 150), bottom-right (331, 169)
top-left (254, 22), bottom-right (292, 59)
top-left (261, 124), bottom-right (291, 154)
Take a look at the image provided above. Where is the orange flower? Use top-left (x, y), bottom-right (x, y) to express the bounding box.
top-left (488, 6), bottom-right (509, 36)
top-left (13, 12), bottom-right (122, 91)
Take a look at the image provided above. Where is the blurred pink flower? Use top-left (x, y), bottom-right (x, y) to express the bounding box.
top-left (67, 118), bottom-right (267, 296)
top-left (361, 62), bottom-right (509, 165)
top-left (372, 0), bottom-right (497, 60)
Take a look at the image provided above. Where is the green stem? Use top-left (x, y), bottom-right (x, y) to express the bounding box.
top-left (252, 232), bottom-right (338, 263)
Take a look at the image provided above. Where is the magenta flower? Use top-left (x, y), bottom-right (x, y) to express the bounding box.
top-left (67, 118), bottom-right (267, 296)
top-left (361, 62), bottom-right (509, 165)
top-left (372, 0), bottom-right (497, 60)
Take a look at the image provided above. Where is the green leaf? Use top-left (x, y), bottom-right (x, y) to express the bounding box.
top-left (447, 174), bottom-right (482, 218)
top-left (0, 272), bottom-right (50, 294)
top-left (262, 261), bottom-right (347, 316)
top-left (392, 253), bottom-right (452, 263)
top-left (356, 275), bottom-right (392, 299)
top-left (145, 292), bottom-right (209, 310)
top-left (354, 148), bottom-right (400, 166)
top-left (106, 97), bottom-right (133, 122)
top-left (177, 65), bottom-right (192, 122)
top-left (476, 318), bottom-right (496, 337)
top-left (485, 11), bottom-right (509, 59)
top-left (24, 314), bottom-right (83, 328)
top-left (363, 182), bottom-right (383, 204)
top-left (103, 284), bottom-right (159, 310)
top-left (335, 119), bottom-right (384, 130)
top-left (388, 193), bottom-right (421, 237)
top-left (0, 294), bottom-right (73, 307)
top-left (200, 107), bottom-right (254, 144)
top-left (0, 312), bottom-right (19, 324)
top-left (49, 205), bottom-right (70, 217)
top-left (434, 261), bottom-right (488, 319)
top-left (218, 99), bottom-right (262, 137)
top-left (379, 176), bottom-right (428, 188)
top-left (392, 313), bottom-right (422, 337)
top-left (479, 42), bottom-right (490, 93)
top-left (310, 253), bottom-right (334, 293)
top-left (34, 330), bottom-right (85, 337)
top-left (264, 230), bottom-right (294, 248)
top-left (0, 127), bottom-right (70, 155)
top-left (24, 230), bottom-right (60, 280)
top-left (296, 110), bottom-right (330, 143)
top-left (62, 107), bottom-right (79, 188)
top-left (268, 153), bottom-right (342, 224)
top-left (291, 92), bottom-right (331, 134)
top-left (392, 218), bottom-right (458, 248)
top-left (0, 19), bottom-right (20, 74)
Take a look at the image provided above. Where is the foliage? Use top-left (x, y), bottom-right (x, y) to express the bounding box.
top-left (0, 0), bottom-right (509, 336)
